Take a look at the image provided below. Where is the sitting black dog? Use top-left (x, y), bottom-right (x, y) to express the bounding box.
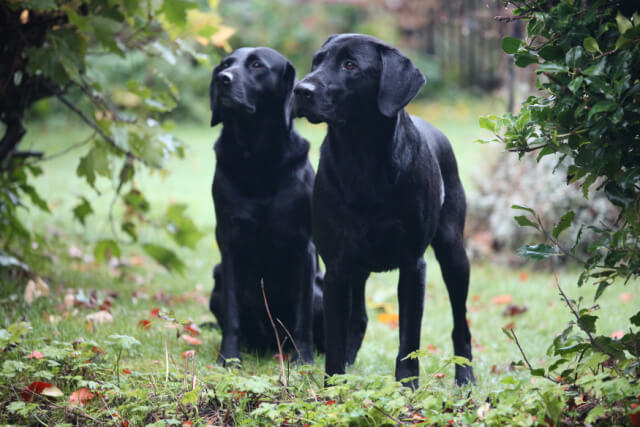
top-left (293, 34), bottom-right (475, 388)
top-left (208, 47), bottom-right (323, 364)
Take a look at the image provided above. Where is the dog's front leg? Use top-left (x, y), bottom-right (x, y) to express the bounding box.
top-left (396, 258), bottom-right (426, 390)
top-left (292, 245), bottom-right (315, 364)
top-left (323, 266), bottom-right (351, 384)
top-left (217, 254), bottom-right (243, 366)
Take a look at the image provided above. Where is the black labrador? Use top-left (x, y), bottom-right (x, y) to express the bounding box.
top-left (293, 34), bottom-right (475, 388)
top-left (208, 47), bottom-right (323, 364)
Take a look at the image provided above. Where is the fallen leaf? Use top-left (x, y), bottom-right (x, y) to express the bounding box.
top-left (138, 319), bottom-right (151, 329)
top-left (182, 421), bottom-right (193, 427)
top-left (24, 277), bottom-right (50, 304)
top-left (27, 350), bottom-right (43, 359)
top-left (325, 399), bottom-right (337, 406)
top-left (182, 334), bottom-right (202, 345)
top-left (472, 295), bottom-right (481, 302)
top-left (64, 293), bottom-right (75, 309)
top-left (92, 346), bottom-right (105, 354)
top-left (68, 245), bottom-right (83, 259)
top-left (150, 308), bottom-right (161, 318)
top-left (377, 312), bottom-right (399, 329)
top-left (610, 330), bottom-right (624, 339)
top-left (274, 353), bottom-right (289, 361)
top-left (427, 343), bottom-right (440, 354)
top-left (184, 322), bottom-right (200, 336)
top-left (503, 322), bottom-right (515, 331)
top-left (619, 292), bottom-right (633, 303)
top-left (122, 368), bottom-right (132, 374)
top-left (69, 387), bottom-right (95, 406)
top-left (491, 294), bottom-right (512, 305)
top-left (85, 310), bottom-right (113, 325)
top-left (41, 385), bottom-right (63, 398)
top-left (519, 271), bottom-right (528, 282)
top-left (182, 350), bottom-right (195, 358)
top-left (22, 381), bottom-right (52, 401)
top-left (630, 403), bottom-right (640, 427)
top-left (434, 373), bottom-right (446, 379)
top-left (502, 304), bottom-right (528, 317)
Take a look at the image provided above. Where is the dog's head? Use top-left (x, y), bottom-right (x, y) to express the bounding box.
top-left (209, 47), bottom-right (296, 127)
top-left (293, 34), bottom-right (425, 124)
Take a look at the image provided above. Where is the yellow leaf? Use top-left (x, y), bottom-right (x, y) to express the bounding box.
top-left (211, 25), bottom-right (236, 49)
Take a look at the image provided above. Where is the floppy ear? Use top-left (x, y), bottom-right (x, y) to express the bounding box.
top-left (322, 34), bottom-right (339, 48)
top-left (282, 60), bottom-right (296, 129)
top-left (209, 68), bottom-right (221, 127)
top-left (377, 45), bottom-right (426, 118)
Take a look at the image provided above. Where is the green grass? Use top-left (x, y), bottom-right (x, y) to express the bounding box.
top-left (2, 98), bottom-right (637, 424)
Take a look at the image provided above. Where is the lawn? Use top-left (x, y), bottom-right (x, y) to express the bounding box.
top-left (1, 98), bottom-right (636, 425)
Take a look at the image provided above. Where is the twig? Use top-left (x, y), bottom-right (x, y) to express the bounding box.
top-left (276, 318), bottom-right (302, 362)
top-left (508, 327), bottom-right (559, 384)
top-left (24, 132), bottom-right (94, 165)
top-left (261, 279), bottom-right (287, 389)
top-left (372, 405), bottom-right (410, 425)
top-left (494, 14), bottom-right (531, 22)
top-left (508, 144), bottom-right (549, 153)
top-left (164, 332), bottom-right (169, 384)
top-left (554, 276), bottom-right (624, 377)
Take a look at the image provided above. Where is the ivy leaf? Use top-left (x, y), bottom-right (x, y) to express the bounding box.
top-left (94, 239), bottom-right (121, 263)
top-left (552, 210), bottom-right (574, 239)
top-left (143, 243), bottom-right (185, 274)
top-left (72, 197), bottom-right (93, 225)
top-left (518, 244), bottom-right (559, 260)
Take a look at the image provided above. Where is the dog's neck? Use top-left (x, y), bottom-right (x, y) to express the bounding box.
top-left (218, 114), bottom-right (292, 159)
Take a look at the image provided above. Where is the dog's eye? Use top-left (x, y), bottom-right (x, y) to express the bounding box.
top-left (343, 60), bottom-right (357, 71)
top-left (220, 62), bottom-right (230, 69)
top-left (250, 61), bottom-right (263, 69)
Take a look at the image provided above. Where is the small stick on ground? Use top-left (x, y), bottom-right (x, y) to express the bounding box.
top-left (164, 333), bottom-right (169, 384)
top-left (372, 405), bottom-right (410, 425)
top-left (261, 278), bottom-right (287, 388)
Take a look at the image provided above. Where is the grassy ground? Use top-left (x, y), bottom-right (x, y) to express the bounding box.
top-left (2, 98), bottom-right (637, 424)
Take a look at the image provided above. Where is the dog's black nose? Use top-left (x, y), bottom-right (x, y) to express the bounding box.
top-left (217, 72), bottom-right (232, 85)
top-left (294, 82), bottom-right (315, 100)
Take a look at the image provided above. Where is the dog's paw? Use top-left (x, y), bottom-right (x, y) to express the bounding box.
top-left (454, 365), bottom-right (476, 387)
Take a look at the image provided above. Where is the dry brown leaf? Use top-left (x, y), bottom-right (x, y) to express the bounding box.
top-left (24, 277), bottom-right (50, 304)
top-left (85, 310), bottom-right (113, 325)
top-left (491, 294), bottom-right (512, 305)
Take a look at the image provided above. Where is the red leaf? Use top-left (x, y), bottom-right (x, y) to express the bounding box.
top-left (376, 312), bottom-right (399, 329)
top-left (184, 322), bottom-right (200, 336)
top-left (619, 292), bottom-right (633, 303)
top-left (630, 403), bottom-right (640, 427)
top-left (138, 319), bottom-right (151, 329)
top-left (325, 399), bottom-right (336, 406)
top-left (92, 346), bottom-right (105, 354)
top-left (27, 350), bottom-right (43, 359)
top-left (182, 350), bottom-right (195, 358)
top-left (22, 381), bottom-right (53, 401)
top-left (502, 304), bottom-right (528, 317)
top-left (491, 294), bottom-right (512, 305)
top-left (435, 373), bottom-right (446, 379)
top-left (182, 334), bottom-right (202, 345)
top-left (122, 368), bottom-right (132, 374)
top-left (427, 343), bottom-right (440, 354)
top-left (182, 421), bottom-right (193, 427)
top-left (503, 322), bottom-right (515, 331)
top-left (150, 308), bottom-right (161, 318)
top-left (69, 387), bottom-right (95, 406)
top-left (519, 271), bottom-right (528, 282)
top-left (274, 353), bottom-right (290, 361)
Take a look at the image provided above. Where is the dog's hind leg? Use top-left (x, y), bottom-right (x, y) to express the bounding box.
top-left (432, 221), bottom-right (475, 386)
top-left (346, 271), bottom-right (369, 365)
top-left (396, 258), bottom-right (426, 390)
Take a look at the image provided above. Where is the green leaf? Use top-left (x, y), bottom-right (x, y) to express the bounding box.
top-left (160, 0), bottom-right (198, 28)
top-left (616, 12), bottom-right (633, 36)
top-left (536, 63), bottom-right (568, 73)
top-left (502, 36), bottom-right (523, 54)
top-left (107, 334), bottom-right (141, 351)
top-left (552, 210), bottom-right (574, 239)
top-left (165, 204), bottom-right (203, 249)
top-left (478, 116), bottom-right (496, 132)
top-left (514, 215), bottom-right (540, 230)
top-left (518, 244), bottom-right (559, 260)
top-left (124, 189), bottom-right (149, 213)
top-left (89, 16), bottom-right (124, 56)
top-left (579, 314), bottom-right (597, 333)
top-left (630, 311), bottom-right (640, 327)
top-left (511, 204), bottom-right (535, 214)
top-left (583, 37), bottom-right (601, 54)
top-left (514, 52), bottom-right (538, 67)
top-left (72, 197), bottom-right (93, 225)
top-left (587, 101), bottom-right (615, 121)
top-left (594, 281), bottom-right (611, 301)
top-left (538, 45), bottom-right (563, 61)
top-left (94, 239), bottom-right (121, 263)
top-left (143, 243), bottom-right (185, 274)
top-left (568, 76), bottom-right (583, 93)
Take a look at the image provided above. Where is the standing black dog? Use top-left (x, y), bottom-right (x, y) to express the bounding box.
top-left (208, 47), bottom-right (323, 364)
top-left (293, 34), bottom-right (475, 388)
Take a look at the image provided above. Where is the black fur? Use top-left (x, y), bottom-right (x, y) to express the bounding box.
top-left (293, 34), bottom-right (475, 388)
top-left (209, 47), bottom-right (323, 365)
